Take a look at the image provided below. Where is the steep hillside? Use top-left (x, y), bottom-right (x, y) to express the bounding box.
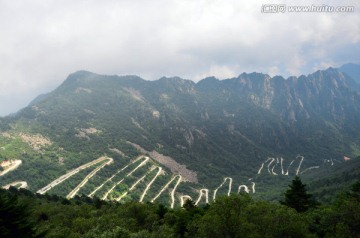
top-left (0, 68), bottom-right (359, 205)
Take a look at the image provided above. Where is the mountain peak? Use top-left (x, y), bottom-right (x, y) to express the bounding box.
top-left (60, 70), bottom-right (98, 86)
top-left (67, 70), bottom-right (97, 79)
top-left (238, 72), bottom-right (270, 80)
top-left (158, 76), bottom-right (191, 84)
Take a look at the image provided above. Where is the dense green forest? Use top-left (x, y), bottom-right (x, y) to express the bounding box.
top-left (1, 177), bottom-right (359, 238)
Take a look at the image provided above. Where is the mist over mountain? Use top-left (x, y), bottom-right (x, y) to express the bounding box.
top-left (0, 67), bottom-right (359, 204)
top-left (339, 63), bottom-right (360, 85)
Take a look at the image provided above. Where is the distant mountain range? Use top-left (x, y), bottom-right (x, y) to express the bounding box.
top-left (0, 64), bottom-right (359, 205)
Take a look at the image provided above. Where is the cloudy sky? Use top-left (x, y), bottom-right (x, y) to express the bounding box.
top-left (0, 0), bottom-right (359, 116)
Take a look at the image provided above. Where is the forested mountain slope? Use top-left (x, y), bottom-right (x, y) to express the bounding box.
top-left (0, 68), bottom-right (359, 204)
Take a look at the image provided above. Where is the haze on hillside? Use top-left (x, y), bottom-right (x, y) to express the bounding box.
top-left (0, 0), bottom-right (359, 116)
top-left (1, 66), bottom-right (359, 204)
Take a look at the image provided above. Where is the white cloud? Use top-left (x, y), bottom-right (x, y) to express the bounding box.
top-left (0, 0), bottom-right (359, 115)
top-left (312, 61), bottom-right (337, 72)
top-left (286, 54), bottom-right (307, 76)
top-left (268, 66), bottom-right (280, 77)
top-left (194, 65), bottom-right (238, 80)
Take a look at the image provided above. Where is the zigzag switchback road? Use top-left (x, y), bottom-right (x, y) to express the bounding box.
top-left (88, 156), bottom-right (147, 198)
top-left (2, 181), bottom-right (28, 189)
top-left (213, 177), bottom-right (232, 201)
top-left (66, 158), bottom-right (113, 199)
top-left (101, 156), bottom-right (149, 200)
top-left (151, 174), bottom-right (182, 208)
top-left (37, 156), bottom-right (112, 195)
top-left (139, 166), bottom-right (163, 202)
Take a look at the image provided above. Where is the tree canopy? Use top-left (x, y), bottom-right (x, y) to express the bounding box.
top-left (0, 180), bottom-right (359, 237)
top-left (280, 176), bottom-right (317, 212)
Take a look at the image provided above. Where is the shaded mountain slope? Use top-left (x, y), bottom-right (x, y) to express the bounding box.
top-left (0, 68), bottom-right (359, 203)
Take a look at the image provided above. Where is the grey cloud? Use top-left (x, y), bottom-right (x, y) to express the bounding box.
top-left (0, 0), bottom-right (359, 116)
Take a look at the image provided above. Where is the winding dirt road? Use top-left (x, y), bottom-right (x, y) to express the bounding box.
top-left (102, 156), bottom-right (149, 200)
top-left (151, 174), bottom-right (182, 208)
top-left (0, 160), bottom-right (22, 176)
top-left (115, 166), bottom-right (156, 202)
top-left (89, 156), bottom-right (147, 198)
top-left (170, 175), bottom-right (182, 208)
top-left (180, 195), bottom-right (192, 207)
top-left (66, 158), bottom-right (113, 199)
top-left (296, 155), bottom-right (304, 175)
top-left (139, 166), bottom-right (163, 202)
top-left (2, 181), bottom-right (28, 189)
top-left (37, 156), bottom-right (111, 195)
top-left (195, 189), bottom-right (209, 205)
top-left (258, 155), bottom-right (305, 176)
top-left (238, 185), bottom-right (249, 193)
top-left (213, 177), bottom-right (232, 201)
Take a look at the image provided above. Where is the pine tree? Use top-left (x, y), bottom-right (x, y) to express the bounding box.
top-left (0, 190), bottom-right (36, 238)
top-left (280, 176), bottom-right (316, 212)
top-left (183, 199), bottom-right (196, 211)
